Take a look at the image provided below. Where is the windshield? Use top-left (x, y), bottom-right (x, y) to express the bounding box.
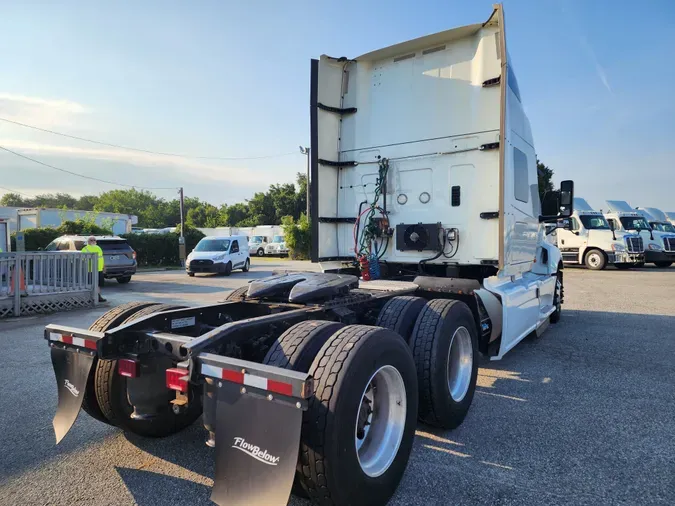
top-left (250, 236), bottom-right (265, 243)
top-left (272, 235), bottom-right (284, 243)
top-left (620, 217), bottom-right (651, 231)
top-left (579, 215), bottom-right (610, 230)
top-left (651, 222), bottom-right (675, 233)
top-left (194, 239), bottom-right (231, 252)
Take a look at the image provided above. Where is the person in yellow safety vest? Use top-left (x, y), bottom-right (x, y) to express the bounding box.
top-left (81, 236), bottom-right (106, 303)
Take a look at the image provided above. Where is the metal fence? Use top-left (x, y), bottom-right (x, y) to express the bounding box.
top-left (0, 252), bottom-right (98, 318)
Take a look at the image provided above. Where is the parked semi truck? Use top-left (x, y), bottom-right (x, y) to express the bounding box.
top-left (605, 201), bottom-right (675, 268)
top-left (44, 6), bottom-right (574, 506)
top-left (554, 198), bottom-right (644, 270)
top-left (666, 212), bottom-right (675, 226)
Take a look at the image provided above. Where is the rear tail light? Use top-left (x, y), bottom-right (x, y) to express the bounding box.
top-left (118, 359), bottom-right (139, 378)
top-left (166, 368), bottom-right (189, 392)
top-left (132, 251), bottom-right (137, 260)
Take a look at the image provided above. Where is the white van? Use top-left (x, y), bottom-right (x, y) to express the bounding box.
top-left (186, 235), bottom-right (250, 276)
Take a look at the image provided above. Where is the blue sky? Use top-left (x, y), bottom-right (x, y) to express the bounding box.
top-left (0, 0), bottom-right (673, 211)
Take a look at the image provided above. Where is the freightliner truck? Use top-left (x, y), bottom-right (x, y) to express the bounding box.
top-left (554, 198), bottom-right (644, 270)
top-left (605, 200), bottom-right (675, 268)
top-left (44, 6), bottom-right (574, 506)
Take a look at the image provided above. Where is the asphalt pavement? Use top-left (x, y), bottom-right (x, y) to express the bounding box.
top-left (0, 261), bottom-right (673, 506)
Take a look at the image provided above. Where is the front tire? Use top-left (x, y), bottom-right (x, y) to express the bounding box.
top-left (257, 248), bottom-right (265, 257)
top-left (614, 263), bottom-right (632, 270)
top-left (550, 271), bottom-right (563, 324)
top-left (655, 261), bottom-right (673, 268)
top-left (223, 262), bottom-right (232, 276)
top-left (584, 249), bottom-right (606, 270)
top-left (242, 258), bottom-right (250, 272)
top-left (187, 272), bottom-right (195, 277)
top-left (116, 276), bottom-right (132, 284)
top-left (410, 299), bottom-right (478, 429)
top-left (298, 326), bottom-right (418, 505)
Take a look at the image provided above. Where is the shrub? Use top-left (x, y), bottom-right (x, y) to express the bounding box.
top-left (122, 228), bottom-right (205, 266)
top-left (281, 214), bottom-right (311, 260)
top-left (10, 219), bottom-right (113, 251)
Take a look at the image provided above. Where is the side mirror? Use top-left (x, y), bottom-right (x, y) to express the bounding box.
top-left (557, 219), bottom-right (570, 229)
top-left (539, 180), bottom-right (574, 222)
top-left (608, 221), bottom-right (615, 231)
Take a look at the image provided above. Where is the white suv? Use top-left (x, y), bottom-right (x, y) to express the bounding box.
top-left (186, 235), bottom-right (250, 276)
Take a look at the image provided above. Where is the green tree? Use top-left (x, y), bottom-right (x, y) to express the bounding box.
top-left (94, 188), bottom-right (166, 227)
top-left (221, 202), bottom-right (250, 226)
top-left (33, 192), bottom-right (78, 208)
top-left (0, 192), bottom-right (30, 207)
top-left (537, 159), bottom-right (554, 202)
top-left (282, 213), bottom-right (310, 259)
top-left (247, 191), bottom-right (276, 225)
top-left (186, 203), bottom-right (221, 228)
top-left (295, 172), bottom-right (308, 218)
top-left (76, 195), bottom-right (99, 211)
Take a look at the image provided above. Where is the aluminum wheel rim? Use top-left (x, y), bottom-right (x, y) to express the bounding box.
top-left (447, 326), bottom-right (473, 402)
top-left (588, 253), bottom-right (601, 267)
top-left (354, 365), bottom-right (407, 478)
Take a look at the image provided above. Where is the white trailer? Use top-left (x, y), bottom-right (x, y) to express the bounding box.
top-left (16, 208), bottom-right (138, 236)
top-left (0, 219), bottom-right (9, 252)
top-left (42, 6), bottom-right (575, 506)
top-left (554, 198), bottom-right (644, 270)
top-left (605, 201), bottom-right (675, 267)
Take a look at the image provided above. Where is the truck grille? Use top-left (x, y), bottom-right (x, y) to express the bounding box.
top-left (626, 237), bottom-right (643, 253)
top-left (664, 237), bottom-right (675, 252)
top-left (190, 259), bottom-right (213, 266)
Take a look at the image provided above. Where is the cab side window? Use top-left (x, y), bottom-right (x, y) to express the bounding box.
top-left (231, 240), bottom-right (239, 253)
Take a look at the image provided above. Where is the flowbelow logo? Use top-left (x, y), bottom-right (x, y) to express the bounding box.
top-left (64, 379), bottom-right (80, 397)
top-left (232, 437), bottom-right (280, 466)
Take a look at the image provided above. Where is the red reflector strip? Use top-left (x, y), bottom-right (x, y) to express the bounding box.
top-left (221, 369), bottom-right (245, 384)
top-left (49, 332), bottom-right (97, 351)
top-left (166, 368), bottom-right (189, 393)
top-left (200, 363), bottom-right (294, 397)
top-left (267, 379), bottom-right (293, 397)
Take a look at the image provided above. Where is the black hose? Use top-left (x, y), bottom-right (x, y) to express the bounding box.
top-left (418, 229), bottom-right (446, 274)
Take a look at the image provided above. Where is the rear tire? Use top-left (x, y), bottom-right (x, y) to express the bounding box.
top-left (94, 304), bottom-right (202, 437)
top-left (263, 320), bottom-right (345, 498)
top-left (116, 276), bottom-right (132, 284)
top-left (614, 263), bottom-right (632, 270)
top-left (187, 272), bottom-right (195, 277)
top-left (376, 296), bottom-right (426, 343)
top-left (242, 258), bottom-right (250, 272)
top-left (410, 299), bottom-right (478, 429)
top-left (584, 249), bottom-right (606, 270)
top-left (634, 262), bottom-right (646, 268)
top-left (655, 261), bottom-right (672, 268)
top-left (83, 302), bottom-right (162, 425)
top-left (298, 325), bottom-right (418, 505)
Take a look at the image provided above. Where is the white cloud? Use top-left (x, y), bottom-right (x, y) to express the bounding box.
top-left (0, 92), bottom-right (90, 128)
top-left (0, 138), bottom-right (286, 186)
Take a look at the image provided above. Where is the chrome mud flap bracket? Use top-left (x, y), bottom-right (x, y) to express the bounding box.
top-left (197, 353), bottom-right (312, 506)
top-left (46, 325), bottom-right (104, 443)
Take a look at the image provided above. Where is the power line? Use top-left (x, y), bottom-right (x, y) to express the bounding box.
top-left (0, 144), bottom-right (179, 191)
top-left (0, 185), bottom-right (36, 199)
top-left (0, 116), bottom-right (299, 161)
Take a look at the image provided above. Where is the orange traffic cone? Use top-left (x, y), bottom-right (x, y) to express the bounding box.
top-left (8, 266), bottom-right (27, 296)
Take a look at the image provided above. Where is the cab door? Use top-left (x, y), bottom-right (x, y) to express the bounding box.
top-left (557, 217), bottom-right (585, 263)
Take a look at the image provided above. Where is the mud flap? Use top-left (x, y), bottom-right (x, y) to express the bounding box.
top-left (51, 346), bottom-right (95, 443)
top-left (211, 382), bottom-right (302, 506)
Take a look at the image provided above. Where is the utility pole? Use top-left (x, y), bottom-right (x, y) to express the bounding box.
top-left (178, 187), bottom-right (186, 266)
top-left (299, 146), bottom-right (310, 220)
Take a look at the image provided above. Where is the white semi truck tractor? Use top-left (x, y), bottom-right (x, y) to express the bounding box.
top-left (605, 201), bottom-right (675, 268)
top-left (42, 6), bottom-right (574, 506)
top-left (554, 198), bottom-right (644, 270)
top-left (666, 212), bottom-right (675, 226)
top-left (636, 207), bottom-right (675, 267)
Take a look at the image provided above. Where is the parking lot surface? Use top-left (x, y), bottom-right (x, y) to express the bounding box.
top-left (1, 262), bottom-right (673, 506)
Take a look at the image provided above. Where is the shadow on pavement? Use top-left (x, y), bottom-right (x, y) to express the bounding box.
top-left (116, 467), bottom-right (212, 506)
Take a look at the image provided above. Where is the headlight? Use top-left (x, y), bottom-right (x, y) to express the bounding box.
top-left (611, 243), bottom-right (625, 252)
top-left (648, 243), bottom-right (663, 251)
top-left (214, 253), bottom-right (227, 261)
